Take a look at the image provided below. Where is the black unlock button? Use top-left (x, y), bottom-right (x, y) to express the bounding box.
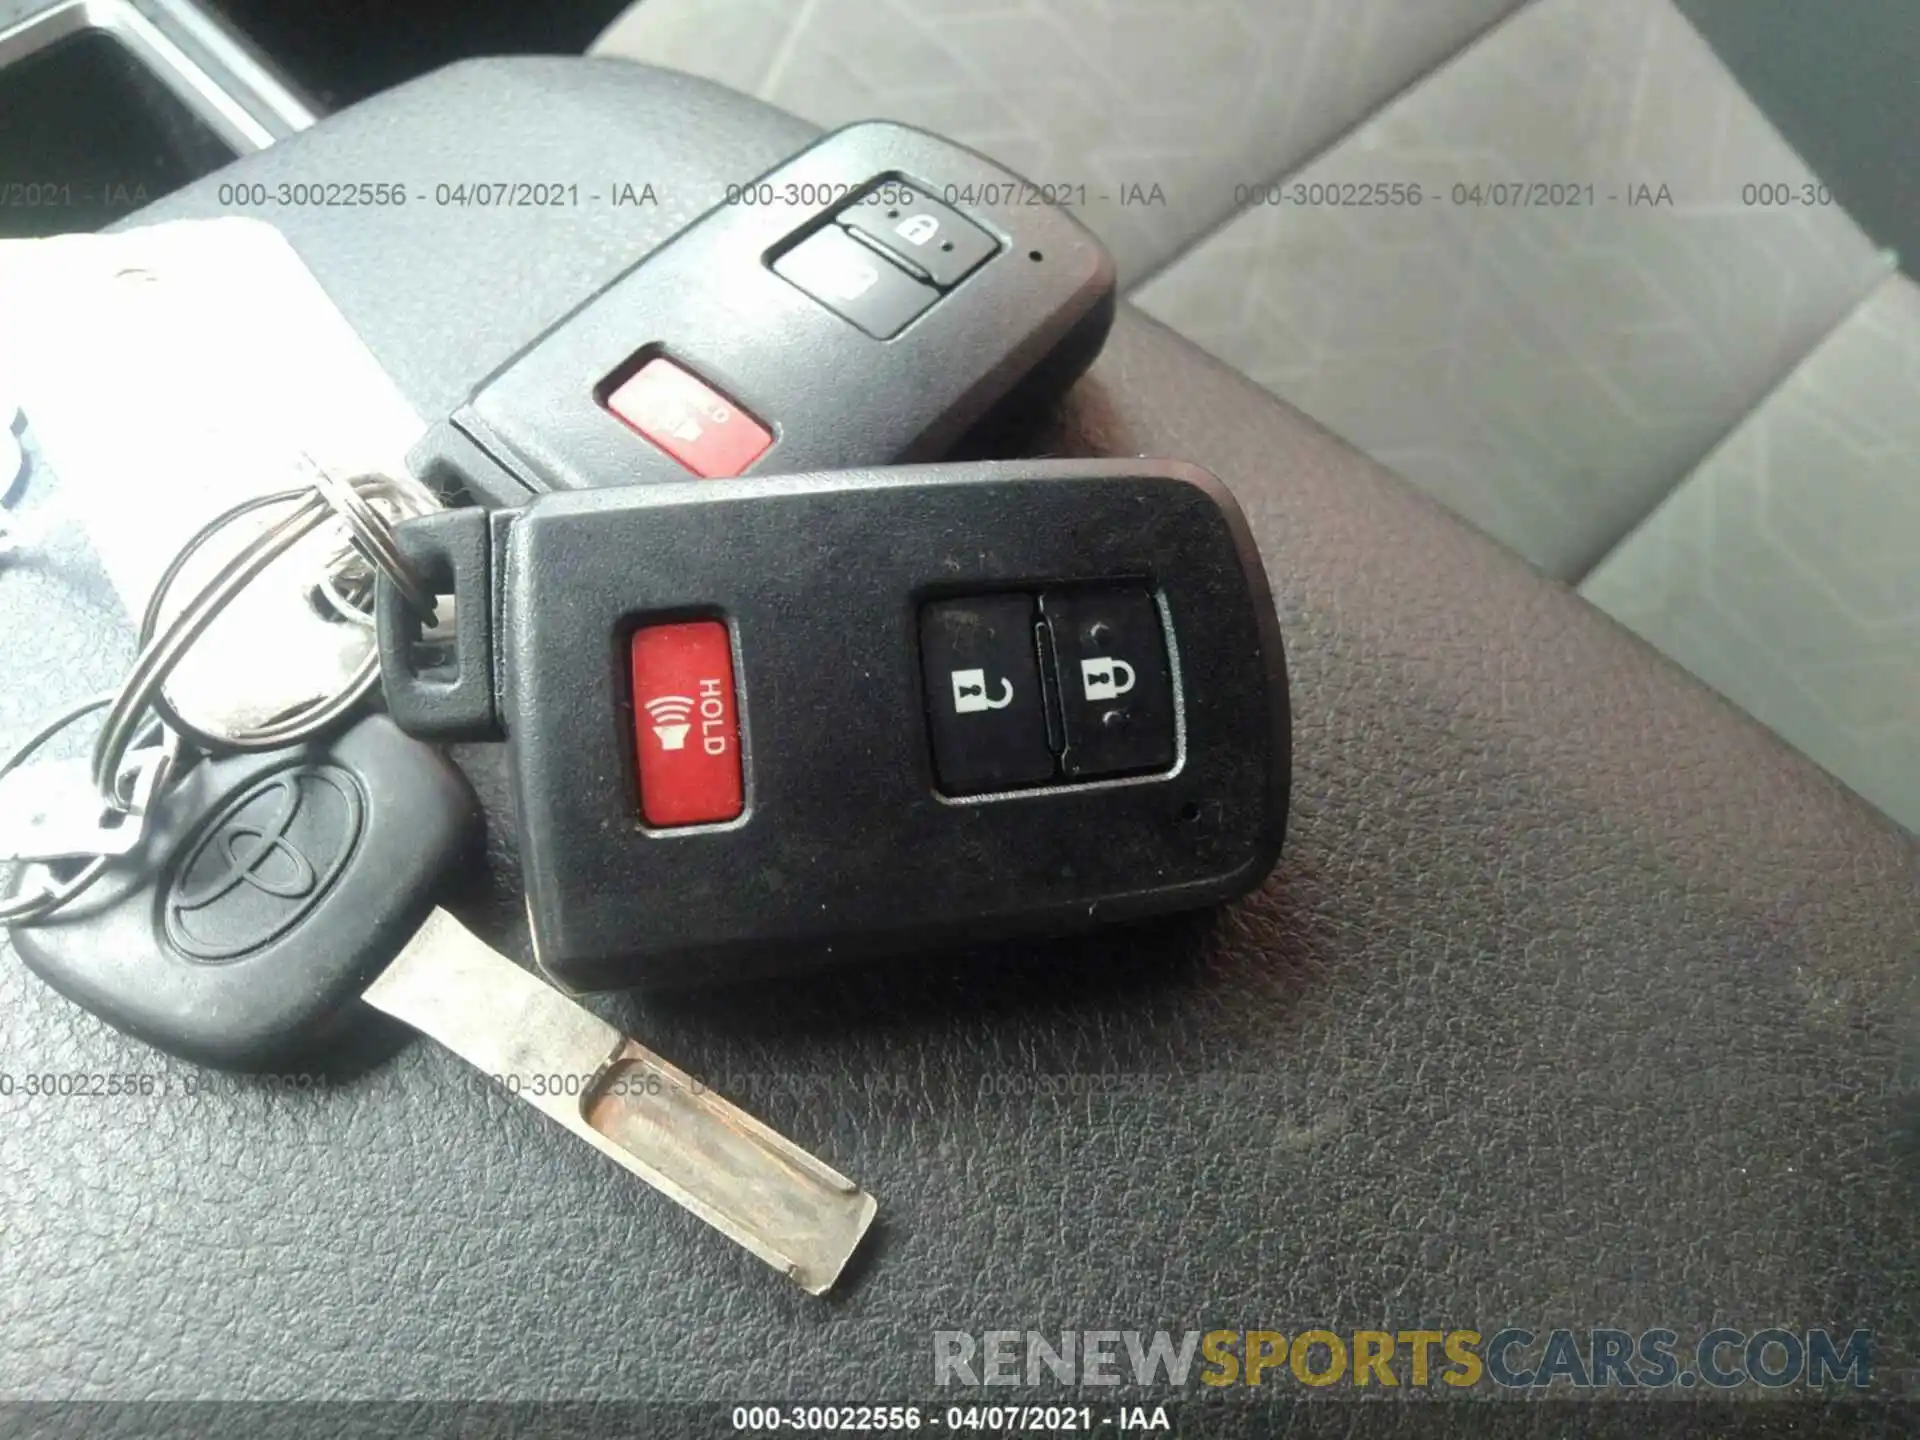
top-left (920, 593), bottom-right (1054, 794)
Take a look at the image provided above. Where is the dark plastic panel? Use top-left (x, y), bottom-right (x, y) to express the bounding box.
top-left (379, 460), bottom-right (1290, 991)
top-left (438, 122), bottom-right (1115, 504)
top-left (10, 721), bottom-right (479, 1069)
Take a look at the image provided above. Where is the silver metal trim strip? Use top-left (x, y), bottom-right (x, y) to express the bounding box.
top-left (139, 0), bottom-right (317, 136)
top-left (0, 0), bottom-right (293, 155)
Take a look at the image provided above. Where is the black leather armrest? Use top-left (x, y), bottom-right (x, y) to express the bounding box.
top-left (2, 57), bottom-right (1913, 1415)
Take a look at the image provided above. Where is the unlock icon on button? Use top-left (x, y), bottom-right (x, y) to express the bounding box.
top-left (951, 668), bottom-right (1015, 713)
top-left (1080, 657), bottom-right (1136, 702)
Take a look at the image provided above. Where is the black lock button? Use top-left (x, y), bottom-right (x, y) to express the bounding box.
top-left (1041, 587), bottom-right (1177, 779)
top-left (839, 188), bottom-right (999, 289)
top-left (919, 593), bottom-right (1054, 795)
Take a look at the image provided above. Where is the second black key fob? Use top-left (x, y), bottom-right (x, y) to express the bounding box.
top-left (413, 121), bottom-right (1116, 505)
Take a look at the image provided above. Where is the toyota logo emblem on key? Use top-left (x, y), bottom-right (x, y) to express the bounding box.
top-left (163, 766), bottom-right (366, 962)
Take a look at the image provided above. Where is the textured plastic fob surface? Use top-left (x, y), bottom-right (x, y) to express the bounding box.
top-left (9, 719), bottom-right (481, 1070)
top-left (383, 459), bottom-right (1290, 991)
top-left (433, 121), bottom-right (1116, 504)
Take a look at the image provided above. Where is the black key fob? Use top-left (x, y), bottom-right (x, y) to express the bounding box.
top-left (377, 460), bottom-right (1290, 992)
top-left (412, 121), bottom-right (1116, 505)
top-left (6, 719), bottom-right (479, 1070)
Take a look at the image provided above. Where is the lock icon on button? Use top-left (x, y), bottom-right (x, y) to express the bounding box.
top-left (896, 213), bottom-right (941, 246)
top-left (1080, 657), bottom-right (1136, 702)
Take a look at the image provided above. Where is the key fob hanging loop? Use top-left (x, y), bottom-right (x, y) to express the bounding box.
top-left (373, 506), bottom-right (498, 742)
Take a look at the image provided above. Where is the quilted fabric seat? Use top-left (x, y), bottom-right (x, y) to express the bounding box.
top-left (593, 0), bottom-right (1917, 832)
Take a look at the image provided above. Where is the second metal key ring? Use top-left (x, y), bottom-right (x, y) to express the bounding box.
top-left (0, 695), bottom-right (177, 924)
top-left (91, 472), bottom-right (437, 793)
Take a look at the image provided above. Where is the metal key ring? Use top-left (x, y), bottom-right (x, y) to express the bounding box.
top-left (142, 493), bottom-right (386, 752)
top-left (127, 473), bottom-right (432, 754)
top-left (315, 566), bottom-right (377, 628)
top-left (303, 460), bottom-right (438, 620)
top-left (137, 486), bottom-right (352, 752)
top-left (91, 492), bottom-right (334, 790)
top-left (0, 693), bottom-right (118, 924)
top-left (180, 649), bottom-right (380, 750)
top-left (0, 716), bottom-right (179, 925)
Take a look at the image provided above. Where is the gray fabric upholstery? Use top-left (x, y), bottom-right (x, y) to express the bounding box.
top-left (1583, 274), bottom-right (1920, 834)
top-left (1133, 0), bottom-right (1892, 580)
top-left (591, 0), bottom-right (1527, 284)
top-left (593, 0), bottom-right (1917, 833)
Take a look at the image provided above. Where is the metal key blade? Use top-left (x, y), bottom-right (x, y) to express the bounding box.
top-left (363, 907), bottom-right (878, 1295)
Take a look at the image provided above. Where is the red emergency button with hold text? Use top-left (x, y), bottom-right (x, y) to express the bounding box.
top-left (603, 357), bottom-right (773, 478)
top-left (629, 620), bottom-right (743, 827)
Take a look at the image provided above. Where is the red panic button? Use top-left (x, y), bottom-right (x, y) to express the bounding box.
top-left (604, 358), bottom-right (773, 478)
top-left (630, 620), bottom-right (743, 827)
